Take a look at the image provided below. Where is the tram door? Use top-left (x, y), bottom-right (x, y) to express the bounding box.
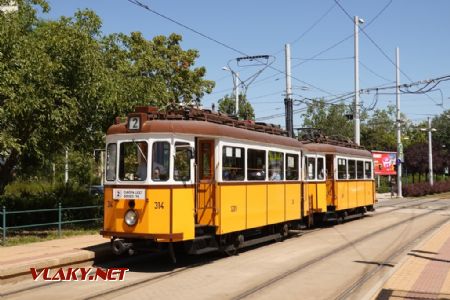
top-left (326, 154), bottom-right (335, 208)
top-left (196, 139), bottom-right (216, 225)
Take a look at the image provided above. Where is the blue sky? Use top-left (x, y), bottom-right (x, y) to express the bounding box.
top-left (41, 0), bottom-right (450, 128)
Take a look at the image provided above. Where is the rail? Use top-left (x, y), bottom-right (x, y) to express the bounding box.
top-left (0, 203), bottom-right (103, 246)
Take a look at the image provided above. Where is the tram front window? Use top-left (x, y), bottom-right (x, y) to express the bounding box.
top-left (118, 141), bottom-right (148, 181)
top-left (152, 141), bottom-right (170, 181)
top-left (106, 143), bottom-right (117, 181)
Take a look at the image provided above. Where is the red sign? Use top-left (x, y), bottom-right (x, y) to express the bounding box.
top-left (372, 151), bottom-right (397, 175)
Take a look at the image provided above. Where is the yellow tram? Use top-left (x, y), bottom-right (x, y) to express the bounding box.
top-left (101, 106), bottom-right (375, 259)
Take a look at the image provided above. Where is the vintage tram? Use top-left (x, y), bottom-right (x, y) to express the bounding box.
top-left (100, 106), bottom-right (375, 261)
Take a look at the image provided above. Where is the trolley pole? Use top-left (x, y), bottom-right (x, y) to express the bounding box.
top-left (285, 43), bottom-right (293, 138)
top-left (396, 47), bottom-right (403, 198)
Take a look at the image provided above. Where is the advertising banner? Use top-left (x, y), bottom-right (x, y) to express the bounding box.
top-left (372, 151), bottom-right (397, 175)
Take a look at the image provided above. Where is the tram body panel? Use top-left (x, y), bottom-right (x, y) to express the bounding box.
top-left (246, 184), bottom-right (268, 229)
top-left (172, 187), bottom-right (195, 241)
top-left (303, 182), bottom-right (327, 213)
top-left (217, 184), bottom-right (246, 234)
top-left (267, 183), bottom-right (285, 224)
top-left (348, 181), bottom-right (358, 209)
top-left (285, 182), bottom-right (301, 221)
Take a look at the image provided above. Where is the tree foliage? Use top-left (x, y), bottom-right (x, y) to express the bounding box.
top-left (0, 1), bottom-right (214, 194)
top-left (301, 99), bottom-right (354, 138)
top-left (217, 93), bottom-right (255, 120)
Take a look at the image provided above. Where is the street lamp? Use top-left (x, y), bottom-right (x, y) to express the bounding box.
top-left (222, 66), bottom-right (240, 116)
top-left (420, 117), bottom-right (437, 185)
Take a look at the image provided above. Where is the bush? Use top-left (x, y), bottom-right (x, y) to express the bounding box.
top-left (0, 181), bottom-right (103, 228)
top-left (402, 180), bottom-right (450, 197)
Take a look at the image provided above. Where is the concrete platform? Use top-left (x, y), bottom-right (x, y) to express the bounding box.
top-left (375, 221), bottom-right (450, 299)
top-left (0, 234), bottom-right (110, 282)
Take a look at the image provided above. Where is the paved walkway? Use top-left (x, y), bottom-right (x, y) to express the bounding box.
top-left (375, 221), bottom-right (450, 299)
top-left (0, 234), bottom-right (110, 282)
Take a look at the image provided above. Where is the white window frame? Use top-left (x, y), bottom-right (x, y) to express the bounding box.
top-left (303, 154), bottom-right (326, 182)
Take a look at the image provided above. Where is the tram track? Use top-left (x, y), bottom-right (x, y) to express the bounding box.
top-left (231, 202), bottom-right (450, 300)
top-left (1, 252), bottom-right (211, 299)
top-left (334, 215), bottom-right (450, 299)
top-left (3, 197), bottom-right (448, 299)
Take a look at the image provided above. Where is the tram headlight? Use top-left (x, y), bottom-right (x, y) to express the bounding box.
top-left (124, 209), bottom-right (138, 226)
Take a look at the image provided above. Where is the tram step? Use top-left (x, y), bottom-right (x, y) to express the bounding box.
top-left (189, 246), bottom-right (219, 255)
top-left (195, 224), bottom-right (216, 236)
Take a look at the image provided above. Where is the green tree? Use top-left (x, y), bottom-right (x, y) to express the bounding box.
top-left (217, 93), bottom-right (255, 120)
top-left (300, 99), bottom-right (354, 138)
top-left (0, 2), bottom-right (215, 194)
top-left (361, 106), bottom-right (397, 151)
top-left (361, 105), bottom-right (419, 151)
top-left (432, 109), bottom-right (450, 150)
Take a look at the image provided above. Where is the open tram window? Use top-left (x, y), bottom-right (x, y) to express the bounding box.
top-left (286, 154), bottom-right (299, 180)
top-left (357, 160), bottom-right (364, 179)
top-left (118, 141), bottom-right (148, 181)
top-left (269, 151), bottom-right (284, 181)
top-left (174, 142), bottom-right (191, 181)
top-left (106, 143), bottom-right (117, 181)
top-left (222, 146), bottom-right (245, 181)
top-left (348, 159), bottom-right (356, 179)
top-left (152, 141), bottom-right (170, 181)
top-left (306, 156), bottom-right (316, 180)
top-left (337, 158), bottom-right (347, 179)
top-left (365, 161), bottom-right (372, 179)
top-left (317, 157), bottom-right (325, 180)
top-left (247, 149), bottom-right (266, 180)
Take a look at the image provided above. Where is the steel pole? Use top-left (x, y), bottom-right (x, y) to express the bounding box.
top-left (235, 72), bottom-right (239, 117)
top-left (2, 206), bottom-right (5, 245)
top-left (428, 117), bottom-right (434, 186)
top-left (285, 44), bottom-right (293, 137)
top-left (354, 16), bottom-right (360, 145)
top-left (396, 47), bottom-right (403, 198)
top-left (58, 203), bottom-right (62, 238)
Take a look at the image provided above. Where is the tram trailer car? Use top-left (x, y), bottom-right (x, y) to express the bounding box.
top-left (100, 106), bottom-right (375, 259)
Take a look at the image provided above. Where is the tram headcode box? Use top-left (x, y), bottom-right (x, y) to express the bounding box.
top-left (113, 189), bottom-right (146, 200)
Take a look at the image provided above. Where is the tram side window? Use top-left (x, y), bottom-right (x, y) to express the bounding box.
top-left (357, 160), bottom-right (364, 179)
top-left (174, 142), bottom-right (191, 181)
top-left (365, 161), bottom-right (372, 179)
top-left (337, 158), bottom-right (347, 179)
top-left (317, 157), bottom-right (325, 180)
top-left (348, 159), bottom-right (356, 179)
top-left (247, 149), bottom-right (266, 180)
top-left (269, 151), bottom-right (284, 181)
top-left (306, 156), bottom-right (316, 180)
top-left (106, 143), bottom-right (117, 181)
top-left (286, 154), bottom-right (299, 180)
top-left (152, 142), bottom-right (170, 181)
top-left (222, 146), bottom-right (245, 181)
top-left (119, 141), bottom-right (148, 181)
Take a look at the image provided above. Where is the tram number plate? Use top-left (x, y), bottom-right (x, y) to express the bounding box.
top-left (113, 189), bottom-right (145, 200)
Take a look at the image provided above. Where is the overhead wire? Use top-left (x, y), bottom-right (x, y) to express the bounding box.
top-left (126, 0), bottom-right (337, 97)
top-left (272, 3), bottom-right (337, 56)
top-left (334, 0), bottom-right (441, 107)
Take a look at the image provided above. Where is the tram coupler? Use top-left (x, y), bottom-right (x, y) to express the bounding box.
top-left (112, 238), bottom-right (133, 255)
